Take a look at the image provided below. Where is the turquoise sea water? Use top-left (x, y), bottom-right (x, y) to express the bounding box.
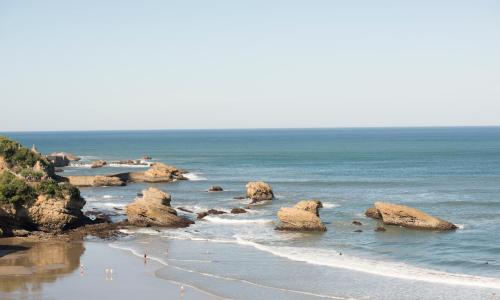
top-left (4, 127), bottom-right (500, 299)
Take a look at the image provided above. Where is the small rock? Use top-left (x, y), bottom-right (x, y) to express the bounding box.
top-left (208, 186), bottom-right (224, 192)
top-left (137, 193), bottom-right (144, 197)
top-left (231, 208), bottom-right (247, 214)
top-left (143, 156), bottom-right (152, 160)
top-left (233, 196), bottom-right (245, 200)
top-left (178, 207), bottom-right (194, 213)
top-left (353, 229), bottom-right (363, 233)
top-left (207, 209), bottom-right (226, 215)
top-left (352, 221), bottom-right (362, 226)
top-left (91, 160), bottom-right (107, 168)
top-left (54, 168), bottom-right (64, 173)
top-left (375, 226), bottom-right (386, 232)
top-left (197, 212), bottom-right (209, 219)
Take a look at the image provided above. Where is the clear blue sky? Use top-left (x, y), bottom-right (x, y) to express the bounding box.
top-left (1, 0), bottom-right (499, 131)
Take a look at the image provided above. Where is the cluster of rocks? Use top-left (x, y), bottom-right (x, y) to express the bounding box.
top-left (1, 139), bottom-right (459, 241)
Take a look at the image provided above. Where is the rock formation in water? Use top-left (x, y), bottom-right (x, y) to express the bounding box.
top-left (65, 175), bottom-right (124, 187)
top-left (365, 202), bottom-right (457, 231)
top-left (246, 181), bottom-right (274, 203)
top-left (65, 162), bottom-right (187, 187)
top-left (276, 200), bottom-right (326, 232)
top-left (126, 187), bottom-right (193, 227)
top-left (90, 160), bottom-right (107, 168)
top-left (208, 186), bottom-right (223, 192)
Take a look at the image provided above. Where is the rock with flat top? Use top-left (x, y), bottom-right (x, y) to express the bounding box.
top-left (208, 186), bottom-right (223, 192)
top-left (67, 175), bottom-right (124, 187)
top-left (246, 181), bottom-right (274, 203)
top-left (126, 187), bottom-right (193, 227)
top-left (276, 200), bottom-right (326, 232)
top-left (366, 202), bottom-right (457, 231)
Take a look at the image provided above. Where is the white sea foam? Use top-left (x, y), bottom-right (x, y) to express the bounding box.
top-left (184, 172), bottom-right (207, 181)
top-left (69, 163), bottom-right (93, 168)
top-left (107, 163), bottom-right (150, 168)
top-left (103, 195), bottom-right (114, 199)
top-left (109, 242), bottom-right (347, 299)
top-left (234, 237), bottom-right (500, 290)
top-left (204, 216), bottom-right (275, 225)
top-left (322, 203), bottom-right (339, 209)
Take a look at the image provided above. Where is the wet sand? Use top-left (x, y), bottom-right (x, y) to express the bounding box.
top-left (0, 238), bottom-right (218, 300)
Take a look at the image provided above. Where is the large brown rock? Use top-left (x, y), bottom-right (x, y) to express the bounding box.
top-left (367, 202), bottom-right (457, 231)
top-left (277, 200), bottom-right (326, 232)
top-left (246, 181), bottom-right (274, 203)
top-left (67, 175), bottom-right (124, 187)
top-left (126, 188), bottom-right (193, 227)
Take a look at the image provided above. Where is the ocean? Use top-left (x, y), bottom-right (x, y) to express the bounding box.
top-left (4, 127), bottom-right (500, 299)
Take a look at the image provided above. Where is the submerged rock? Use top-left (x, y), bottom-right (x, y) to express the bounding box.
top-left (352, 221), bottom-right (362, 226)
top-left (126, 187), bottom-right (193, 227)
top-left (246, 181), bottom-right (274, 203)
top-left (375, 226), bottom-right (386, 232)
top-left (276, 200), bottom-right (326, 232)
top-left (367, 202), bottom-right (457, 231)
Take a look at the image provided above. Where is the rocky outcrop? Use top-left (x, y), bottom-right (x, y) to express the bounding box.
top-left (246, 181), bottom-right (274, 203)
top-left (208, 186), bottom-right (223, 192)
top-left (49, 152), bottom-right (81, 161)
top-left (121, 162), bottom-right (187, 183)
top-left (66, 175), bottom-right (124, 187)
top-left (26, 194), bottom-right (88, 231)
top-left (0, 191), bottom-right (89, 233)
top-left (47, 155), bottom-right (70, 167)
top-left (90, 160), bottom-right (107, 168)
top-left (366, 202), bottom-right (457, 231)
top-left (126, 187), bottom-right (193, 227)
top-left (276, 200), bottom-right (326, 232)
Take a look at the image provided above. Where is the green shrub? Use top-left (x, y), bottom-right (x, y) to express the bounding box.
top-left (19, 168), bottom-right (44, 181)
top-left (0, 136), bottom-right (49, 169)
top-left (0, 172), bottom-right (36, 204)
top-left (36, 179), bottom-right (81, 199)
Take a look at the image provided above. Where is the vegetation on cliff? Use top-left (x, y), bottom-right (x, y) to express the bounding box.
top-left (0, 136), bottom-right (50, 170)
top-left (0, 172), bottom-right (81, 205)
top-left (0, 171), bottom-right (36, 204)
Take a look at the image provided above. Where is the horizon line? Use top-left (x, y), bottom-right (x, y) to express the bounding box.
top-left (1, 124), bottom-right (500, 134)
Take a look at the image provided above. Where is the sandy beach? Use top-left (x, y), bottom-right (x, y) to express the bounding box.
top-left (0, 238), bottom-right (217, 300)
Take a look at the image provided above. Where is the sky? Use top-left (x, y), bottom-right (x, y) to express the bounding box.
top-left (0, 0), bottom-right (499, 131)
